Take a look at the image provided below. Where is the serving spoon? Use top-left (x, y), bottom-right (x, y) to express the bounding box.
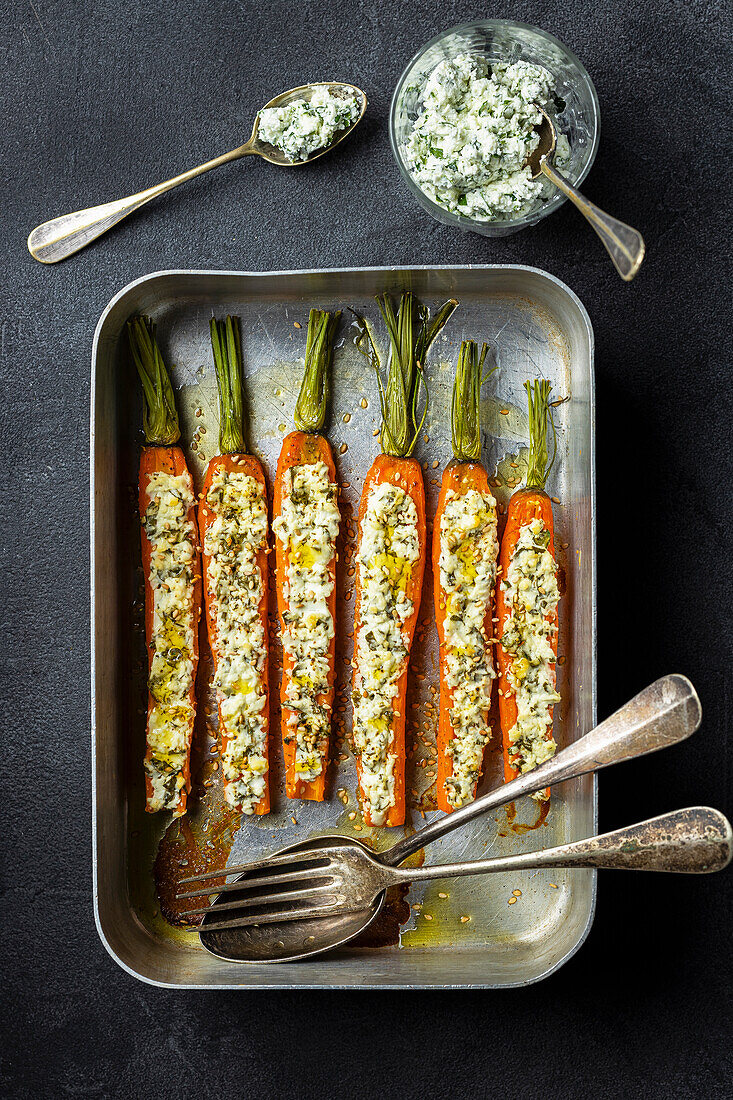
top-left (27, 81), bottom-right (366, 264)
top-left (180, 674), bottom-right (708, 963)
top-left (527, 108), bottom-right (645, 282)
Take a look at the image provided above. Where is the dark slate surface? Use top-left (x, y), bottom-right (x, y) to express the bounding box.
top-left (2, 0), bottom-right (731, 1095)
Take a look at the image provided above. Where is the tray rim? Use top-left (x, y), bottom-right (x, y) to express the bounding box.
top-left (90, 263), bottom-right (597, 989)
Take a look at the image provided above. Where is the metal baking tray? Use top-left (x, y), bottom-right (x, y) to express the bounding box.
top-left (91, 265), bottom-right (596, 988)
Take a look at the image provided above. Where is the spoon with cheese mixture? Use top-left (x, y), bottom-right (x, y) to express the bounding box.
top-left (28, 81), bottom-right (366, 263)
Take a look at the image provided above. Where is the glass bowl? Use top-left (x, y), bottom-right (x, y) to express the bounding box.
top-left (389, 20), bottom-right (600, 237)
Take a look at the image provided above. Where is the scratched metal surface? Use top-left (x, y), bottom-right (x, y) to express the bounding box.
top-left (91, 265), bottom-right (596, 987)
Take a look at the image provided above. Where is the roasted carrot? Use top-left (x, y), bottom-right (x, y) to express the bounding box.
top-left (272, 309), bottom-right (341, 801)
top-left (495, 380), bottom-right (560, 800)
top-left (198, 317), bottom-right (271, 815)
top-left (351, 291), bottom-right (457, 826)
top-left (128, 316), bottom-right (202, 816)
top-left (433, 341), bottom-right (499, 813)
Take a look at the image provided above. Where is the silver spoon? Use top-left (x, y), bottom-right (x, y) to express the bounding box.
top-left (527, 108), bottom-right (645, 282)
top-left (183, 674), bottom-right (704, 962)
top-left (27, 81), bottom-right (367, 264)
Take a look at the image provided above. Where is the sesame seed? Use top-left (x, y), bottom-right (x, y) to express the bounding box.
top-left (438, 892), bottom-right (448, 899)
top-left (294, 321), bottom-right (301, 329)
top-left (460, 915), bottom-right (470, 923)
top-left (424, 913), bottom-right (433, 921)
top-left (343, 413), bottom-right (351, 423)
top-left (360, 398), bottom-right (368, 408)
top-left (508, 897), bottom-right (517, 905)
top-left (340, 443), bottom-right (348, 454)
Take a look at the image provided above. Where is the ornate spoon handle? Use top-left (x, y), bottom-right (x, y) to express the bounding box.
top-left (384, 674), bottom-right (701, 867)
top-left (541, 158), bottom-right (645, 281)
top-left (27, 142), bottom-right (255, 264)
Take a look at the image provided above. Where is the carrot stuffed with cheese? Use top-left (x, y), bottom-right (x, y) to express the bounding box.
top-left (496, 380), bottom-right (560, 800)
top-left (198, 317), bottom-right (271, 815)
top-left (351, 292), bottom-right (457, 826)
top-left (128, 316), bottom-right (202, 816)
top-left (272, 309), bottom-right (341, 801)
top-left (434, 340), bottom-right (499, 812)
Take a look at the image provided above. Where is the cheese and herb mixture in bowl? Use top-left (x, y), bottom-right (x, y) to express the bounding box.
top-left (500, 516), bottom-right (560, 779)
top-left (438, 487), bottom-right (498, 808)
top-left (404, 55), bottom-right (569, 221)
top-left (390, 20), bottom-right (599, 235)
top-left (273, 460), bottom-right (340, 781)
top-left (143, 471), bottom-right (199, 812)
top-left (258, 86), bottom-right (361, 162)
top-left (352, 481), bottom-right (420, 825)
top-left (203, 468), bottom-right (269, 814)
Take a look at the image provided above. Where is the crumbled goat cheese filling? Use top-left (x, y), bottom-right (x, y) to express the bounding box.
top-left (352, 481), bottom-right (419, 824)
top-left (439, 488), bottom-right (498, 807)
top-left (272, 461), bottom-right (340, 782)
top-left (204, 469), bottom-right (269, 814)
top-left (404, 55), bottom-right (570, 221)
top-left (501, 516), bottom-right (560, 778)
top-left (258, 86), bottom-right (360, 162)
top-left (143, 471), bottom-right (198, 812)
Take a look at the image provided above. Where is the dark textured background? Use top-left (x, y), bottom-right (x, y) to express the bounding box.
top-left (2, 0), bottom-right (731, 1096)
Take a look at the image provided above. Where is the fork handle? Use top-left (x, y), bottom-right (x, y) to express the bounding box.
top-left (392, 808), bottom-right (731, 883)
top-left (383, 675), bottom-right (701, 867)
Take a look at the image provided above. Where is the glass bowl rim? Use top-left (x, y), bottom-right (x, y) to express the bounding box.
top-left (388, 18), bottom-right (601, 233)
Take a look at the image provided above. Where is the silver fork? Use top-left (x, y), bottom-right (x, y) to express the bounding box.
top-left (177, 806), bottom-right (732, 930)
top-left (177, 675), bottom-right (714, 933)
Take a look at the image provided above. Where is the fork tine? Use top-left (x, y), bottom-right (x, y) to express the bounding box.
top-left (181, 881), bottom-right (342, 918)
top-left (200, 897), bottom-right (344, 932)
top-left (178, 847), bottom-right (341, 887)
top-left (176, 868), bottom-right (336, 901)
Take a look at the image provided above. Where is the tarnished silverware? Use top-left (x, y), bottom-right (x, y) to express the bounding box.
top-left (28, 81), bottom-right (366, 264)
top-left (179, 807), bottom-right (731, 930)
top-left (527, 108), bottom-right (645, 281)
top-left (181, 674), bottom-right (709, 962)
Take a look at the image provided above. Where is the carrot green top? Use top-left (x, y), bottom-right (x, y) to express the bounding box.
top-left (524, 379), bottom-right (557, 491)
top-left (353, 291), bottom-right (458, 458)
top-left (210, 315), bottom-right (246, 455)
top-left (451, 339), bottom-right (490, 463)
top-left (127, 315), bottom-right (181, 445)
top-left (293, 308), bottom-right (342, 433)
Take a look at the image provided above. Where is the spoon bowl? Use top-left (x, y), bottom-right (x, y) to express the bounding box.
top-left (526, 108), bottom-right (557, 179)
top-left (27, 81), bottom-right (367, 263)
top-left (248, 81), bottom-right (367, 166)
top-left (198, 834), bottom-right (386, 964)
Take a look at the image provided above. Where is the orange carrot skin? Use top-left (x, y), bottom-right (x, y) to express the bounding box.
top-left (198, 453), bottom-right (270, 815)
top-left (353, 453), bottom-right (426, 827)
top-left (433, 461), bottom-right (495, 814)
top-left (139, 444), bottom-right (202, 816)
top-left (495, 488), bottom-right (557, 790)
top-left (273, 430), bottom-right (338, 801)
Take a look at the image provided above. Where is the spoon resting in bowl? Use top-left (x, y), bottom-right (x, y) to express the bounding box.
top-left (527, 108), bottom-right (645, 281)
top-left (27, 81), bottom-right (367, 264)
